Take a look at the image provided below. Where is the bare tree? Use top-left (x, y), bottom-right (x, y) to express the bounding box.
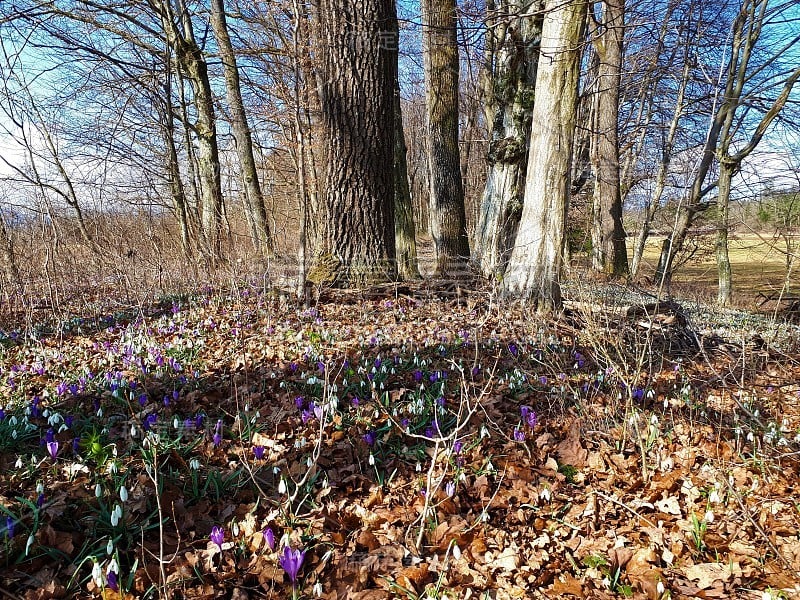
top-left (422, 0), bottom-right (471, 277)
top-left (589, 0), bottom-right (628, 277)
top-left (310, 0), bottom-right (398, 286)
top-left (209, 0), bottom-right (273, 256)
top-left (473, 0), bottom-right (543, 278)
top-left (502, 0), bottom-right (587, 308)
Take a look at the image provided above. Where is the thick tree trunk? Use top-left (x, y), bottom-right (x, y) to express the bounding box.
top-left (501, 0), bottom-right (587, 309)
top-left (589, 0), bottom-right (628, 277)
top-left (422, 0), bottom-right (470, 277)
top-left (209, 0), bottom-right (272, 256)
top-left (394, 71), bottom-right (421, 280)
top-left (716, 162), bottom-right (734, 306)
top-left (473, 0), bottom-right (542, 278)
top-left (312, 0), bottom-right (397, 287)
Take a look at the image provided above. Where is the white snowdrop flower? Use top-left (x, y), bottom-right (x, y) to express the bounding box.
top-left (36, 482), bottom-right (44, 494)
top-left (368, 454), bottom-right (375, 466)
top-left (452, 543), bottom-right (462, 560)
top-left (657, 581), bottom-right (665, 596)
top-left (173, 417), bottom-right (180, 429)
top-left (486, 461), bottom-right (495, 473)
top-left (708, 489), bottom-right (721, 504)
top-left (540, 487), bottom-right (551, 503)
top-left (602, 576), bottom-right (611, 589)
top-left (109, 462), bottom-right (118, 474)
top-left (11, 430), bottom-right (17, 440)
top-left (233, 522), bottom-right (240, 537)
top-left (313, 581), bottom-right (323, 597)
top-left (107, 558), bottom-right (118, 577)
top-left (48, 413), bottom-right (60, 427)
top-left (704, 510), bottom-right (714, 524)
top-left (244, 403), bottom-right (250, 413)
top-left (9, 416), bottom-right (17, 426)
top-left (130, 424), bottom-right (137, 438)
top-left (106, 539), bottom-right (114, 555)
top-left (189, 458), bottom-right (200, 470)
top-left (415, 463), bottom-right (422, 472)
top-left (58, 424), bottom-right (68, 434)
top-left (14, 456), bottom-right (23, 469)
top-left (119, 486), bottom-right (128, 503)
top-left (96, 407), bottom-right (103, 417)
top-left (92, 562), bottom-right (103, 586)
top-left (650, 414), bottom-right (659, 425)
top-left (278, 478), bottom-right (287, 494)
top-left (647, 389), bottom-right (655, 399)
top-left (273, 466), bottom-right (281, 475)
top-left (480, 425), bottom-right (490, 439)
top-left (255, 411), bottom-right (261, 419)
top-left (110, 509), bottom-right (120, 527)
top-left (307, 456), bottom-right (313, 468)
top-left (481, 511), bottom-right (489, 522)
top-left (95, 484), bottom-right (103, 498)
top-left (746, 432), bottom-right (754, 442)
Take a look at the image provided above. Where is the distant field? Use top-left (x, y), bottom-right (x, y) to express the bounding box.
top-left (632, 232), bottom-right (795, 306)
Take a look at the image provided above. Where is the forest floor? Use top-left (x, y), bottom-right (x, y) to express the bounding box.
top-left (0, 277), bottom-right (799, 600)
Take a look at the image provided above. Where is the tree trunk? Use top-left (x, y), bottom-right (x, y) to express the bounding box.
top-left (311, 0), bottom-right (397, 287)
top-left (422, 0), bottom-right (470, 277)
top-left (716, 161), bottom-right (734, 306)
top-left (589, 0), bottom-right (628, 277)
top-left (501, 0), bottom-right (587, 309)
top-left (394, 69), bottom-right (421, 280)
top-left (209, 0), bottom-right (273, 256)
top-left (473, 0), bottom-right (542, 278)
top-left (158, 0), bottom-right (224, 263)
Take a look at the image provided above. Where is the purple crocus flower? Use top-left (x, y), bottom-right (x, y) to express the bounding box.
top-left (453, 440), bottom-right (463, 454)
top-left (210, 525), bottom-right (224, 550)
top-left (520, 405), bottom-right (537, 428)
top-left (263, 527), bottom-right (276, 551)
top-left (513, 428), bottom-right (526, 442)
top-left (363, 431), bottom-right (377, 447)
top-left (213, 420), bottom-right (223, 446)
top-left (46, 440), bottom-right (59, 459)
top-left (279, 545), bottom-right (306, 584)
top-left (36, 493), bottom-right (45, 508)
top-left (253, 445), bottom-right (265, 460)
top-left (106, 570), bottom-right (119, 592)
top-left (508, 343), bottom-right (518, 357)
top-left (5, 516), bottom-right (14, 539)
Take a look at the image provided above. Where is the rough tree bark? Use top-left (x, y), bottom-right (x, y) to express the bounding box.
top-left (501, 0), bottom-right (587, 308)
top-left (311, 0), bottom-right (397, 287)
top-left (473, 0), bottom-right (543, 279)
top-left (209, 0), bottom-right (273, 256)
top-left (589, 0), bottom-right (628, 277)
top-left (422, 0), bottom-right (470, 277)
